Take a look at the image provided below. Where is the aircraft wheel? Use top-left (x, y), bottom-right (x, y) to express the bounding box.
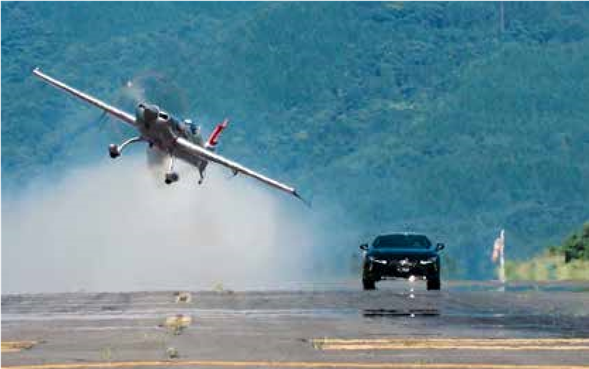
top-left (108, 144), bottom-right (120, 159)
top-left (165, 172), bottom-right (179, 184)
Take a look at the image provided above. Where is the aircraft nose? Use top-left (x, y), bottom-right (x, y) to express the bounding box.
top-left (138, 104), bottom-right (159, 122)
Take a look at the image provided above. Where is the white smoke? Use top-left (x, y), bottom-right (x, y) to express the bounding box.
top-left (2, 156), bottom-right (358, 294)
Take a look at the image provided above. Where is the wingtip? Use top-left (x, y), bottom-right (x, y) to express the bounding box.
top-left (293, 191), bottom-right (312, 208)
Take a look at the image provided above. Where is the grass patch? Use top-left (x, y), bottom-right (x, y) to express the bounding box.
top-left (505, 253), bottom-right (589, 281)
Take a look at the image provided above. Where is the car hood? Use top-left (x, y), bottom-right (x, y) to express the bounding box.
top-left (367, 248), bottom-right (437, 259)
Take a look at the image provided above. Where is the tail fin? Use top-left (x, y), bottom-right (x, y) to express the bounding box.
top-left (205, 119), bottom-right (229, 150)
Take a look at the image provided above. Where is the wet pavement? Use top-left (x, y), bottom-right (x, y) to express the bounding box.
top-left (2, 281), bottom-right (589, 368)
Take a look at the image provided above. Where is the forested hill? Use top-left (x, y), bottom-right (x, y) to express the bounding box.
top-left (2, 2), bottom-right (589, 278)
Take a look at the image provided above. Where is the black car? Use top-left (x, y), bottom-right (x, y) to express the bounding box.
top-left (360, 233), bottom-right (445, 291)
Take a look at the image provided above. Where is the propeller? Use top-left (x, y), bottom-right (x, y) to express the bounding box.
top-left (121, 71), bottom-right (190, 117)
top-left (120, 72), bottom-right (193, 174)
top-left (59, 70), bottom-right (193, 174)
top-left (122, 71), bottom-right (190, 174)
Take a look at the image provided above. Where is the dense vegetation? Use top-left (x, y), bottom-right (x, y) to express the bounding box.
top-left (554, 221), bottom-right (589, 262)
top-left (3, 2), bottom-right (589, 279)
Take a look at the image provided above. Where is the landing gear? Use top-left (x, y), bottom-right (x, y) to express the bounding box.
top-left (108, 137), bottom-right (143, 159)
top-left (165, 155), bottom-right (179, 185)
top-left (197, 169), bottom-right (205, 185)
top-left (165, 172), bottom-right (179, 185)
top-left (108, 144), bottom-right (120, 158)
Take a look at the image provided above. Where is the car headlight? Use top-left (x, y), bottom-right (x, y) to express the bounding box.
top-left (367, 256), bottom-right (387, 265)
top-left (419, 257), bottom-right (437, 265)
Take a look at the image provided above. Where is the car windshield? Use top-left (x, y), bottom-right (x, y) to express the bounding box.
top-left (373, 234), bottom-right (432, 249)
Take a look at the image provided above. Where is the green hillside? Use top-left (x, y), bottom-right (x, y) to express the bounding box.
top-left (3, 2), bottom-right (589, 279)
top-left (506, 222), bottom-right (589, 280)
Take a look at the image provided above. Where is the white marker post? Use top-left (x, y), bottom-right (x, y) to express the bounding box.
top-left (492, 229), bottom-right (506, 288)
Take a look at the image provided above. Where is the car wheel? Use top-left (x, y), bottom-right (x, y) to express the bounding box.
top-left (427, 276), bottom-right (441, 291)
top-left (362, 278), bottom-right (376, 290)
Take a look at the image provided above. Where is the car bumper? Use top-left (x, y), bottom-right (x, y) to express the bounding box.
top-left (364, 261), bottom-right (438, 279)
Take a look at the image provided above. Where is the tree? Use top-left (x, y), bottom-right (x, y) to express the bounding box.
top-left (562, 222), bottom-right (589, 262)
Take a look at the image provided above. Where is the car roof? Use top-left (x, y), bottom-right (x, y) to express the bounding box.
top-left (376, 232), bottom-right (427, 237)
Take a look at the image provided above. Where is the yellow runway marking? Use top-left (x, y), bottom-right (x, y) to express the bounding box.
top-left (312, 338), bottom-right (589, 351)
top-left (314, 338), bottom-right (589, 344)
top-left (1, 341), bottom-right (37, 353)
top-left (3, 361), bottom-right (589, 369)
top-left (318, 344), bottom-right (589, 351)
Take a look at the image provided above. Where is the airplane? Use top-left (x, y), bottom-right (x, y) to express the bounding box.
top-left (32, 68), bottom-right (307, 204)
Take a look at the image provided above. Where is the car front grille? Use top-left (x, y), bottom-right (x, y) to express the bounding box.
top-left (391, 258), bottom-right (418, 267)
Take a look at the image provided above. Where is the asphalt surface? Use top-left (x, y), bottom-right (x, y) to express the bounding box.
top-left (2, 281), bottom-right (589, 369)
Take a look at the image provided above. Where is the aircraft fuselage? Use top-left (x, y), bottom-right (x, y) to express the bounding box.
top-left (135, 103), bottom-right (208, 172)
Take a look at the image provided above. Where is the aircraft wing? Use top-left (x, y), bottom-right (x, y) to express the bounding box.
top-left (175, 137), bottom-right (308, 204)
top-left (32, 68), bottom-right (137, 127)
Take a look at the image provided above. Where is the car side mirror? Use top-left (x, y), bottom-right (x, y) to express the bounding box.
top-left (359, 243), bottom-right (368, 251)
top-left (435, 243), bottom-right (445, 251)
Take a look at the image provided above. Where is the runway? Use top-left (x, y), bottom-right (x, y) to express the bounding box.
top-left (2, 281), bottom-right (589, 368)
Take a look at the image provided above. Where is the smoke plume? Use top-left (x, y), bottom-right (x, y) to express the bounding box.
top-left (2, 156), bottom-right (359, 293)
